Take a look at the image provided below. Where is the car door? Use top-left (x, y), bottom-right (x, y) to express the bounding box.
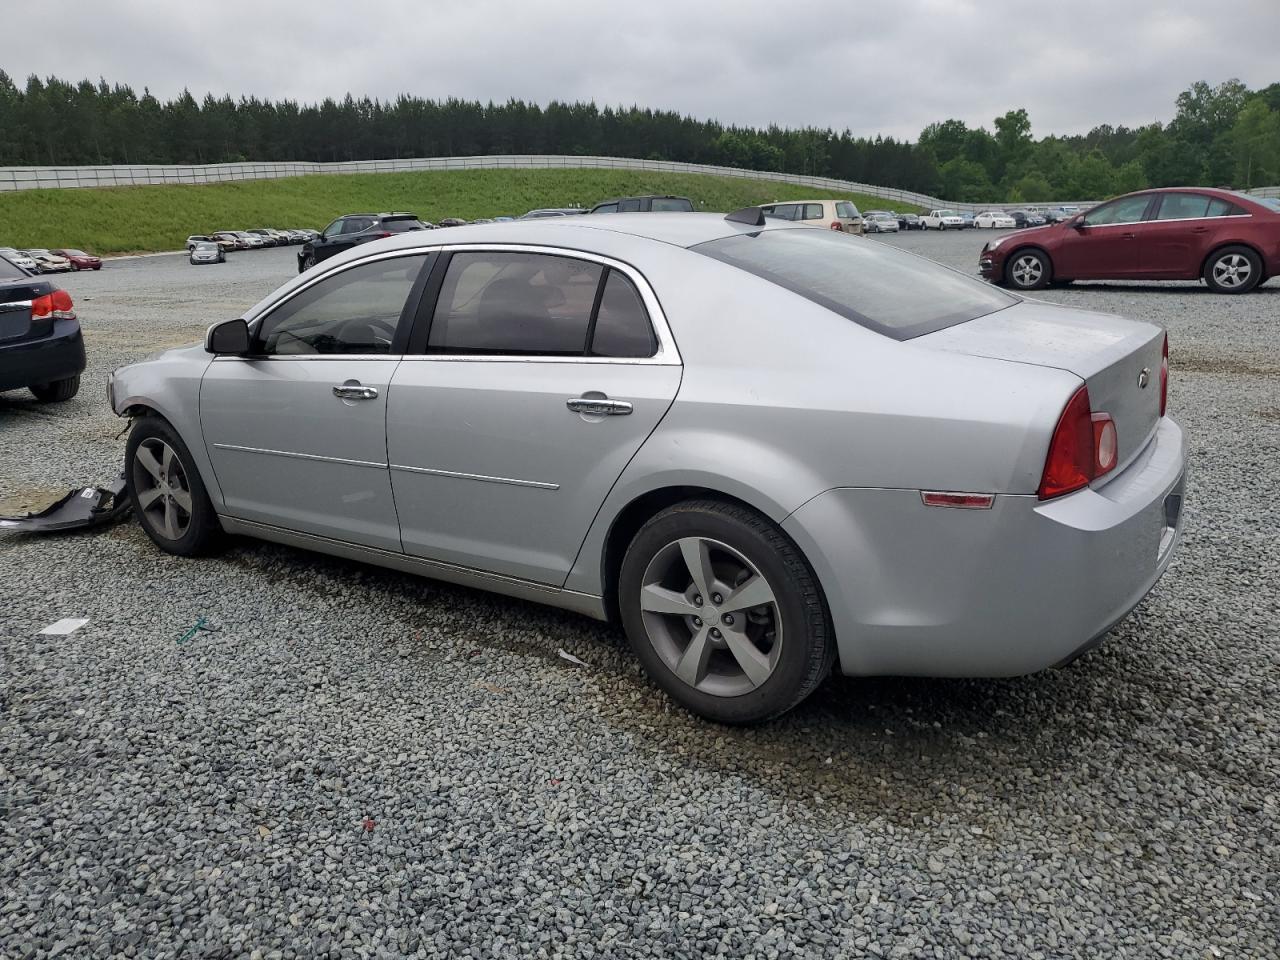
top-left (200, 252), bottom-right (433, 551)
top-left (386, 248), bottom-right (682, 586)
top-left (1139, 192), bottom-right (1244, 278)
top-left (1053, 194), bottom-right (1156, 279)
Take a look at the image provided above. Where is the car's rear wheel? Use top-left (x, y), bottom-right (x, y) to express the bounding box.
top-left (125, 416), bottom-right (221, 556)
top-left (1203, 245), bottom-right (1262, 294)
top-left (1006, 248), bottom-right (1051, 290)
top-left (30, 376), bottom-right (80, 403)
top-left (619, 499), bottom-right (833, 725)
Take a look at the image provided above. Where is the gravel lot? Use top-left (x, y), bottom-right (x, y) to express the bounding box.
top-left (2, 233), bottom-right (1277, 959)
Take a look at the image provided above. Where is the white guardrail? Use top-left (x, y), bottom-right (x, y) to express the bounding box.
top-left (0, 154), bottom-right (1274, 212)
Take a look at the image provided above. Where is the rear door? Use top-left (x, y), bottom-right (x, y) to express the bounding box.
top-left (386, 247), bottom-right (681, 585)
top-left (1140, 193), bottom-right (1246, 278)
top-left (200, 252), bottom-right (432, 550)
top-left (1054, 194), bottom-right (1156, 279)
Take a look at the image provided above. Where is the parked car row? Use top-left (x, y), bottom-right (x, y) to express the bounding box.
top-left (187, 229), bottom-right (318, 253)
top-left (0, 246), bottom-right (102, 273)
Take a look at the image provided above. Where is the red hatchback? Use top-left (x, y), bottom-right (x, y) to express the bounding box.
top-left (51, 248), bottom-right (102, 271)
top-left (980, 188), bottom-right (1280, 294)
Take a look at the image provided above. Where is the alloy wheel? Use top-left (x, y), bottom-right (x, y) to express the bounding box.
top-left (1010, 254), bottom-right (1043, 287)
top-left (639, 537), bottom-right (783, 697)
top-left (1212, 254), bottom-right (1251, 288)
top-left (132, 438), bottom-right (193, 541)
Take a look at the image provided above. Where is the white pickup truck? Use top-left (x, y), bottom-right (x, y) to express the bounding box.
top-left (922, 209), bottom-right (966, 230)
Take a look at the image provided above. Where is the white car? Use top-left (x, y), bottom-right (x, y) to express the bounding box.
top-left (974, 211), bottom-right (1017, 229)
top-left (0, 247), bottom-right (39, 272)
top-left (922, 210), bottom-right (965, 230)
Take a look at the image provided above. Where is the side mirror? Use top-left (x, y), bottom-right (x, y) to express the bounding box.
top-left (206, 318), bottom-right (251, 355)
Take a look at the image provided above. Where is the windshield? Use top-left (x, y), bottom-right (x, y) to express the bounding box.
top-left (0, 254), bottom-right (28, 279)
top-left (693, 227), bottom-right (1017, 340)
top-left (937, 210), bottom-right (957, 217)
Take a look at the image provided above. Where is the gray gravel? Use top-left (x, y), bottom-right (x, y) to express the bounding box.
top-left (2, 235), bottom-right (1278, 959)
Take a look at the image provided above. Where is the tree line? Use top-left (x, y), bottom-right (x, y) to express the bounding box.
top-left (1, 71), bottom-right (1277, 201)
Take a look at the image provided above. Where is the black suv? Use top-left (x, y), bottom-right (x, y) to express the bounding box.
top-left (298, 213), bottom-right (431, 272)
top-left (587, 195), bottom-right (694, 214)
top-left (0, 253), bottom-right (85, 402)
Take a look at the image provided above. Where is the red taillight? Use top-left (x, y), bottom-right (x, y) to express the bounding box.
top-left (829, 221), bottom-right (843, 231)
top-left (1038, 385), bottom-right (1118, 500)
top-left (1159, 333), bottom-right (1168, 417)
top-left (30, 289), bottom-right (76, 322)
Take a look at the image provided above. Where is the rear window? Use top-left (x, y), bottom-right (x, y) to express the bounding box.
top-left (835, 202), bottom-right (859, 218)
top-left (0, 254), bottom-right (27, 279)
top-left (651, 197), bottom-right (693, 212)
top-left (693, 228), bottom-right (1017, 340)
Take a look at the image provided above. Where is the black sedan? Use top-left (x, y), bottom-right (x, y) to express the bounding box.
top-left (298, 213), bottom-right (430, 272)
top-left (0, 253), bottom-right (84, 402)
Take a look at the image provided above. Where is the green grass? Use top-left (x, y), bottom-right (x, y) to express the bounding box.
top-left (0, 169), bottom-right (923, 255)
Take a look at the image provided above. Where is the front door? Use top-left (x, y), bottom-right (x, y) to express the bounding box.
top-left (1054, 194), bottom-right (1156, 279)
top-left (200, 253), bottom-right (431, 551)
top-left (386, 249), bottom-right (681, 585)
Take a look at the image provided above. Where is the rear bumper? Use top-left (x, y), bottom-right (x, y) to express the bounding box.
top-left (0, 319), bottom-right (86, 392)
top-left (783, 416), bottom-right (1187, 677)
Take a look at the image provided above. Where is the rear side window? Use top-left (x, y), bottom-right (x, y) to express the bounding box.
top-left (618, 199), bottom-right (644, 212)
top-left (428, 252), bottom-right (603, 355)
top-left (590, 271), bottom-right (656, 358)
top-left (255, 255), bottom-right (428, 356)
top-left (693, 228), bottom-right (1017, 341)
top-left (1155, 193), bottom-right (1214, 220)
top-left (835, 202), bottom-right (859, 218)
top-left (341, 218), bottom-right (375, 235)
top-left (764, 204), bottom-right (799, 221)
top-left (651, 197), bottom-right (693, 212)
top-left (801, 204), bottom-right (823, 220)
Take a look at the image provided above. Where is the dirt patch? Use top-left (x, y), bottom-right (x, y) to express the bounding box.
top-left (1256, 408), bottom-right (1280, 422)
top-left (1173, 348), bottom-right (1280, 377)
top-left (83, 325), bottom-right (208, 351)
top-left (0, 483), bottom-right (70, 515)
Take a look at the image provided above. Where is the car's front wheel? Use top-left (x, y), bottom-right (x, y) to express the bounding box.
top-left (125, 416), bottom-right (222, 556)
top-left (30, 376), bottom-right (80, 402)
top-left (1203, 245), bottom-right (1262, 294)
top-left (619, 499), bottom-right (834, 725)
top-left (1005, 248), bottom-right (1051, 290)
top-left (299, 252), bottom-right (316, 273)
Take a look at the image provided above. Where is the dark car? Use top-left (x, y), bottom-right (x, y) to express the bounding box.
top-left (897, 213), bottom-right (923, 230)
top-left (1007, 210), bottom-right (1046, 228)
top-left (588, 195), bottom-right (695, 214)
top-left (0, 252), bottom-right (85, 402)
top-left (519, 208), bottom-right (584, 219)
top-left (51, 248), bottom-right (103, 271)
top-left (980, 188), bottom-right (1280, 294)
top-left (436, 218), bottom-right (468, 228)
top-left (298, 213), bottom-right (430, 272)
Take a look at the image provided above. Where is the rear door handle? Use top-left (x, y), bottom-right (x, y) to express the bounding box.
top-left (333, 383), bottom-right (378, 401)
top-left (1190, 226), bottom-right (1210, 234)
top-left (566, 396), bottom-right (633, 416)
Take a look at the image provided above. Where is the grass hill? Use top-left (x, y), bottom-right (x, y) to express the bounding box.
top-left (0, 168), bottom-right (922, 254)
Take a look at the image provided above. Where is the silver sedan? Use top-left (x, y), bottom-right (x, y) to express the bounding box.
top-left (108, 212), bottom-right (1186, 724)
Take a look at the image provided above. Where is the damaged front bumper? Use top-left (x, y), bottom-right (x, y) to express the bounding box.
top-left (0, 475), bottom-right (131, 534)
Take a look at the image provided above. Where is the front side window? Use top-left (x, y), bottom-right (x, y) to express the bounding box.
top-left (594, 203), bottom-right (619, 214)
top-left (1083, 195), bottom-right (1152, 226)
top-left (693, 228), bottom-right (1016, 340)
top-left (428, 252), bottom-right (603, 355)
top-left (255, 255), bottom-right (428, 356)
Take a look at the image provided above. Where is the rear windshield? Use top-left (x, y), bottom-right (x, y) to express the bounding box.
top-left (651, 197), bottom-right (693, 212)
top-left (384, 218), bottom-right (427, 232)
top-left (1229, 191), bottom-right (1280, 212)
top-left (693, 227), bottom-right (1017, 340)
top-left (0, 254), bottom-right (28, 279)
top-left (835, 202), bottom-right (859, 218)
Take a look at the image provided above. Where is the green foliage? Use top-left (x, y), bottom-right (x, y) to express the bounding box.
top-left (0, 169), bottom-right (920, 254)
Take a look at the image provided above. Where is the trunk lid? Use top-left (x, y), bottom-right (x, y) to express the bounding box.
top-left (0, 276), bottom-right (55, 345)
top-left (918, 300), bottom-right (1165, 475)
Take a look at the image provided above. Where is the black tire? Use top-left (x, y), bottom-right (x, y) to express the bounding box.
top-left (70, 263), bottom-right (80, 272)
top-left (1004, 247), bottom-right (1052, 290)
top-left (124, 415), bottom-right (222, 557)
top-left (618, 499), bottom-right (834, 725)
top-left (30, 376), bottom-right (80, 402)
top-left (299, 253), bottom-right (316, 274)
top-left (1202, 245), bottom-right (1262, 294)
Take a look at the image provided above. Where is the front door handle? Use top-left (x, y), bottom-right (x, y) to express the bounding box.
top-left (566, 396), bottom-right (633, 416)
top-left (333, 382), bottom-right (378, 401)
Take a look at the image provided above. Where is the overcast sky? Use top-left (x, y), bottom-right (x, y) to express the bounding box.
top-left (5, 0), bottom-right (1278, 141)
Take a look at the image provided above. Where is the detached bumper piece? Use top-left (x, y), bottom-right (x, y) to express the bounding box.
top-left (0, 475), bottom-right (131, 534)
